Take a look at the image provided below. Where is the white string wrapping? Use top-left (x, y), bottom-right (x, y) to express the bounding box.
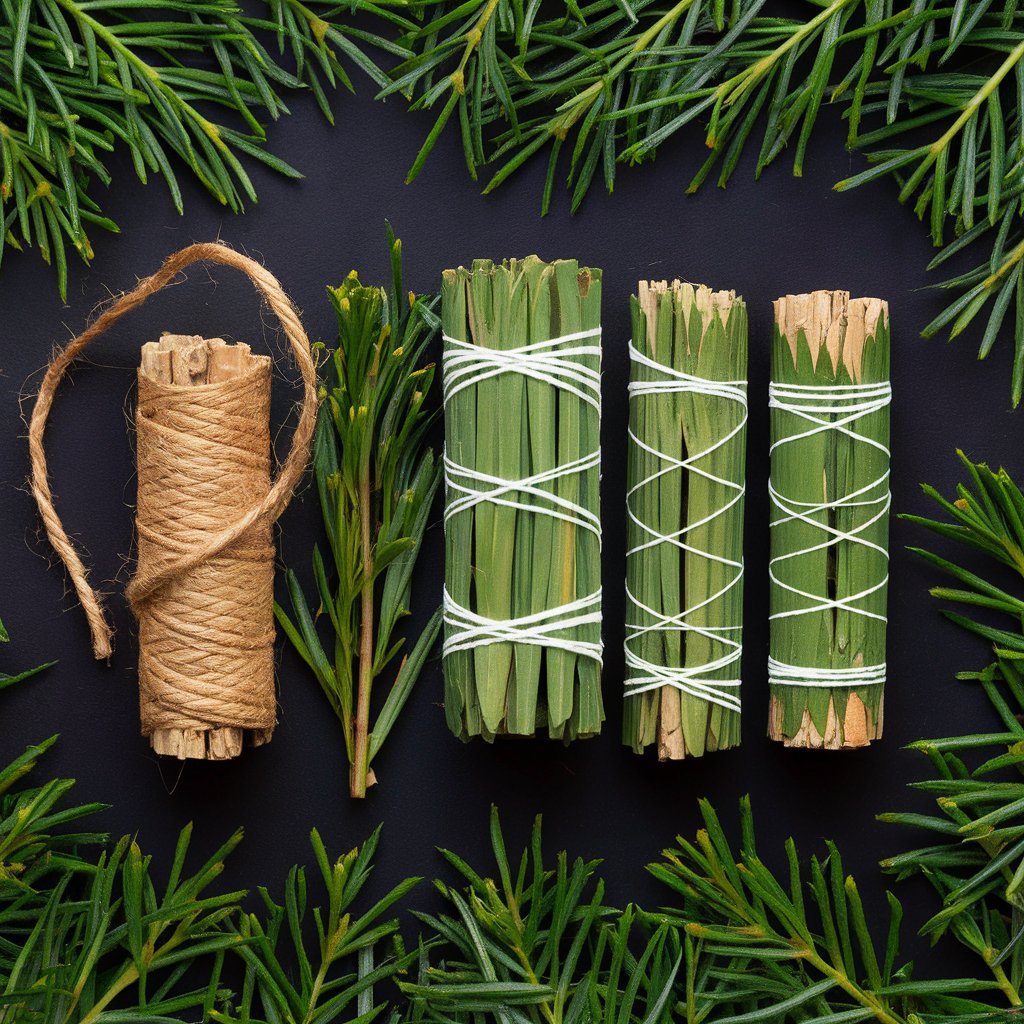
top-left (443, 330), bottom-right (602, 408)
top-left (768, 658), bottom-right (886, 689)
top-left (443, 588), bottom-right (603, 660)
top-left (442, 328), bottom-right (603, 666)
top-left (768, 379), bottom-right (891, 690)
top-left (624, 340), bottom-right (747, 713)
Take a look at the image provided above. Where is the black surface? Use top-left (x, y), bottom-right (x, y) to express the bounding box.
top-left (0, 79), bottom-right (1018, 978)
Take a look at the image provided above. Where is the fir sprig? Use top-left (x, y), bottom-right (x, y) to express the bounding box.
top-left (402, 801), bottom-right (1005, 1023)
top-left (892, 451), bottom-right (1024, 1006)
top-left (0, 0), bottom-right (394, 297)
top-left (12, 1), bottom-right (1024, 403)
top-left (651, 798), bottom-right (1003, 1024)
top-left (276, 226), bottom-right (442, 799)
top-left (215, 826), bottom-right (421, 1023)
top-left (377, 0), bottom-right (1024, 405)
top-left (401, 806), bottom-right (683, 1022)
top-left (0, 738), bottom-right (419, 1023)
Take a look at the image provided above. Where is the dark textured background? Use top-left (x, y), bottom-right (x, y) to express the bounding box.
top-left (0, 71), bottom-right (1018, 982)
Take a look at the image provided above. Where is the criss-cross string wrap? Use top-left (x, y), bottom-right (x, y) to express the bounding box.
top-left (28, 243), bottom-right (318, 749)
top-left (623, 340), bottom-right (747, 713)
top-left (441, 328), bottom-right (604, 666)
top-left (768, 379), bottom-right (891, 690)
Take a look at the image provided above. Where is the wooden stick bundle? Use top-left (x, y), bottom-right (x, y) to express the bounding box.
top-left (138, 334), bottom-right (276, 759)
top-left (624, 282), bottom-right (747, 759)
top-left (768, 291), bottom-right (890, 749)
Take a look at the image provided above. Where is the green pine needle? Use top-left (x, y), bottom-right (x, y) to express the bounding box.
top-left (0, 615), bottom-right (53, 692)
top-left (0, 736), bottom-right (419, 1023)
top-left (651, 796), bottom-right (1005, 1023)
top-left (8, 2), bottom-right (1024, 402)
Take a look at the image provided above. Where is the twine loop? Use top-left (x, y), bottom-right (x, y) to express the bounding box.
top-left (28, 243), bottom-right (318, 663)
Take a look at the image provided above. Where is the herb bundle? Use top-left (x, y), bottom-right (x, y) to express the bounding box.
top-left (624, 281), bottom-right (747, 760)
top-left (769, 291), bottom-right (891, 749)
top-left (277, 228), bottom-right (441, 798)
top-left (441, 257), bottom-right (604, 742)
top-left (138, 334), bottom-right (277, 762)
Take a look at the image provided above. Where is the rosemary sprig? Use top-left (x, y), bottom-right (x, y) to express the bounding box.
top-left (401, 798), bottom-right (1005, 1023)
top-left (216, 826), bottom-right (421, 1023)
top-left (12, 1), bottom-right (1024, 405)
top-left (0, 719), bottom-right (1016, 1020)
top-left (0, 737), bottom-right (244, 1023)
top-left (651, 797), bottom-right (1004, 1023)
top-left (276, 226), bottom-right (442, 799)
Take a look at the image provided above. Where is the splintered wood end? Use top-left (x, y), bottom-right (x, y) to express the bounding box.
top-left (638, 280), bottom-right (741, 357)
top-left (768, 692), bottom-right (883, 749)
top-left (774, 290), bottom-right (888, 380)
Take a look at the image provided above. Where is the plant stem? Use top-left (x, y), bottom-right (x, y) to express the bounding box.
top-left (76, 924), bottom-right (204, 1024)
top-left (985, 236), bottom-right (1024, 291)
top-left (805, 950), bottom-right (908, 1024)
top-left (988, 960), bottom-right (1021, 1006)
top-left (303, 931), bottom-right (339, 1024)
top-left (451, 0), bottom-right (501, 93)
top-left (352, 468), bottom-right (374, 799)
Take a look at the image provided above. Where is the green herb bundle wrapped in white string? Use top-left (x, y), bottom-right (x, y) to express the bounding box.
top-left (441, 257), bottom-right (603, 742)
top-left (769, 291), bottom-right (890, 749)
top-left (624, 281), bottom-right (748, 759)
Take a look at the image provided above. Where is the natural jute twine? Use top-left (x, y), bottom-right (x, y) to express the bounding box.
top-left (28, 243), bottom-right (317, 741)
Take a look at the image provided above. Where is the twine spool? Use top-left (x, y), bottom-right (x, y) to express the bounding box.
top-left (28, 243), bottom-right (318, 759)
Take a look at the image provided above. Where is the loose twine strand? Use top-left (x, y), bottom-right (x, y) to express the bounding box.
top-left (28, 242), bottom-right (318, 662)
